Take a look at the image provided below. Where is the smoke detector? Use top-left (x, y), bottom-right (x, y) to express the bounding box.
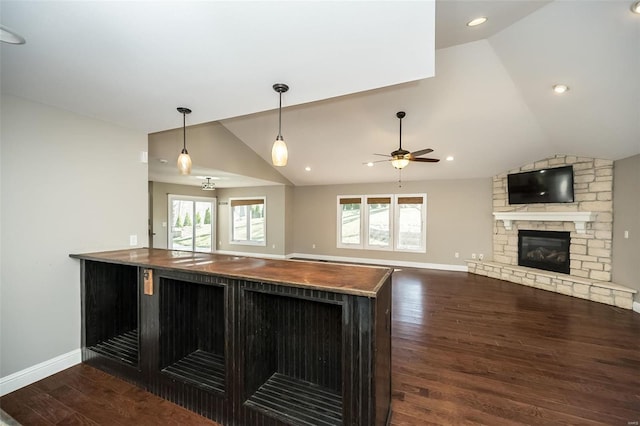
top-left (201, 177), bottom-right (216, 191)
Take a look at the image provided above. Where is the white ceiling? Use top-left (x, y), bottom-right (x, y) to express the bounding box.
top-left (2, 1), bottom-right (639, 188)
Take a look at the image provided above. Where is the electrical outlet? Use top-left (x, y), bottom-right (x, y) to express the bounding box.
top-left (624, 230), bottom-right (629, 239)
top-left (312, 244), bottom-right (316, 249)
top-left (272, 244), bottom-right (276, 249)
top-left (471, 253), bottom-right (476, 259)
top-left (454, 252), bottom-right (459, 258)
top-left (129, 234), bottom-right (137, 246)
top-left (479, 253), bottom-right (484, 261)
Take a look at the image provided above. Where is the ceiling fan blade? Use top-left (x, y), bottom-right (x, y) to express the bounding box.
top-left (373, 153), bottom-right (391, 157)
top-left (363, 159), bottom-right (392, 165)
top-left (409, 148), bottom-right (433, 157)
top-left (410, 157), bottom-right (440, 163)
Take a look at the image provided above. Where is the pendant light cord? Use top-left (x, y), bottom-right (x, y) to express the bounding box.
top-left (399, 116), bottom-right (402, 150)
top-left (183, 112), bottom-right (187, 151)
top-left (278, 91), bottom-right (283, 138)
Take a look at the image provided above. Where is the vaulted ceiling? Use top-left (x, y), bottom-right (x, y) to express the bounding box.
top-left (2, 1), bottom-right (639, 187)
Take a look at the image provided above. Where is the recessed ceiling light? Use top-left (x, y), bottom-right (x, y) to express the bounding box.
top-left (367, 162), bottom-right (374, 167)
top-left (553, 84), bottom-right (569, 94)
top-left (632, 1), bottom-right (640, 13)
top-left (305, 166), bottom-right (311, 172)
top-left (446, 156), bottom-right (454, 161)
top-left (0, 25), bottom-right (26, 44)
top-left (467, 17), bottom-right (488, 27)
top-left (159, 158), bottom-right (168, 164)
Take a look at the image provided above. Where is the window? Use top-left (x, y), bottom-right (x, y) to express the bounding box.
top-left (337, 194), bottom-right (426, 252)
top-left (366, 196), bottom-right (392, 250)
top-left (168, 195), bottom-right (216, 252)
top-left (230, 197), bottom-right (266, 245)
top-left (395, 196), bottom-right (426, 252)
top-left (338, 197), bottom-right (362, 247)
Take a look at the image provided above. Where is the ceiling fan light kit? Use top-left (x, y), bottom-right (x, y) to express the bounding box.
top-left (391, 157), bottom-right (410, 169)
top-left (632, 1), bottom-right (640, 14)
top-left (272, 83), bottom-right (289, 167)
top-left (176, 107), bottom-right (192, 175)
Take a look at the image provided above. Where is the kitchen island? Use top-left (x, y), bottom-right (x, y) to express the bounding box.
top-left (70, 248), bottom-right (392, 426)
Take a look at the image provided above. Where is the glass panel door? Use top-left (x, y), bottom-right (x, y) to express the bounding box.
top-left (168, 195), bottom-right (216, 252)
top-left (195, 201), bottom-right (213, 252)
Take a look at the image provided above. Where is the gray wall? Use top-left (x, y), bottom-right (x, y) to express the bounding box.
top-left (612, 154), bottom-right (640, 301)
top-left (0, 95), bottom-right (148, 377)
top-left (292, 178), bottom-right (492, 266)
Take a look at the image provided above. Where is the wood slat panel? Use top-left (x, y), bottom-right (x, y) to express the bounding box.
top-left (244, 373), bottom-right (342, 426)
top-left (162, 350), bottom-right (225, 393)
top-left (88, 330), bottom-right (139, 366)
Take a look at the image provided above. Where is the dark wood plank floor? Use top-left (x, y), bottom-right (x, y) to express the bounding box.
top-left (391, 269), bottom-right (640, 425)
top-left (2, 269), bottom-right (639, 425)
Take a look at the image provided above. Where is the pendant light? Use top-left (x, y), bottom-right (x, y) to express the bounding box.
top-left (272, 83), bottom-right (289, 167)
top-left (177, 107), bottom-right (192, 175)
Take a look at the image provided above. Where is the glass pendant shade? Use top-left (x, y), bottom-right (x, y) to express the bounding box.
top-left (177, 149), bottom-right (192, 175)
top-left (391, 156), bottom-right (409, 169)
top-left (272, 136), bottom-right (288, 167)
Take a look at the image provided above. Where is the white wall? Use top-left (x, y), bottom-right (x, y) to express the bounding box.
top-left (0, 95), bottom-right (148, 378)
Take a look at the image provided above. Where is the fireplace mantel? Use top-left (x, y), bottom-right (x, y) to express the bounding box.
top-left (493, 211), bottom-right (597, 234)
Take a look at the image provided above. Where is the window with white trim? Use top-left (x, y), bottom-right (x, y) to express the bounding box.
top-left (230, 197), bottom-right (266, 246)
top-left (365, 196), bottom-right (392, 250)
top-left (338, 197), bottom-right (362, 247)
top-left (337, 194), bottom-right (426, 252)
top-left (395, 196), bottom-right (426, 252)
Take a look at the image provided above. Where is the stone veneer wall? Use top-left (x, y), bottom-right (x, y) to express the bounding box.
top-left (493, 155), bottom-right (613, 282)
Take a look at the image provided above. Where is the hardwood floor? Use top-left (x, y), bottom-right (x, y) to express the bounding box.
top-left (2, 269), bottom-right (639, 425)
top-left (390, 269), bottom-right (640, 425)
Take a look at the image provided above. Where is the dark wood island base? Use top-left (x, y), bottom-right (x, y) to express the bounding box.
top-left (70, 248), bottom-right (392, 426)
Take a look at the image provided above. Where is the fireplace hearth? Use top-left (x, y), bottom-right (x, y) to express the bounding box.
top-left (518, 230), bottom-right (570, 274)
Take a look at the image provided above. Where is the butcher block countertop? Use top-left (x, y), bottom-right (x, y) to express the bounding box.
top-left (70, 248), bottom-right (392, 298)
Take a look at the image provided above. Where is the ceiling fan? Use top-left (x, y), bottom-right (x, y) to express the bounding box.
top-left (372, 111), bottom-right (439, 169)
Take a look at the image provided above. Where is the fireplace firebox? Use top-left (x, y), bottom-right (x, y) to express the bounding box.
top-left (518, 230), bottom-right (570, 274)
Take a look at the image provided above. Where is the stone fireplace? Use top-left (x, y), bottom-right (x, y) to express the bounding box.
top-left (467, 155), bottom-right (636, 309)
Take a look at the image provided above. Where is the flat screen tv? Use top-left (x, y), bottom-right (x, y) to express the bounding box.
top-left (507, 165), bottom-right (574, 204)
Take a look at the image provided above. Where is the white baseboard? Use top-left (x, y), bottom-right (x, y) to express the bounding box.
top-left (633, 301), bottom-right (640, 314)
top-left (0, 349), bottom-right (81, 396)
top-left (287, 252), bottom-right (468, 272)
